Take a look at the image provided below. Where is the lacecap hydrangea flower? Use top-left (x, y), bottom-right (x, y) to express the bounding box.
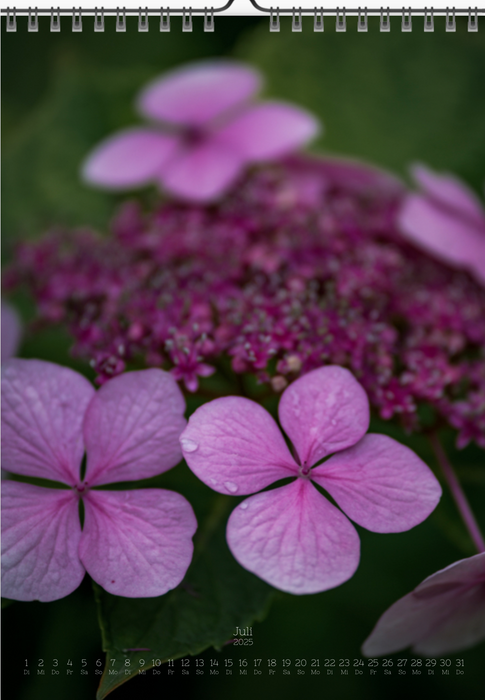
top-left (82, 61), bottom-right (319, 202)
top-left (399, 164), bottom-right (485, 287)
top-left (362, 552), bottom-right (485, 656)
top-left (180, 366), bottom-right (442, 594)
top-left (7, 156), bottom-right (485, 448)
top-left (1, 359), bottom-right (197, 601)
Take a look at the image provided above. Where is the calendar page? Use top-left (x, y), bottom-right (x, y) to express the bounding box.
top-left (2, 6), bottom-right (485, 700)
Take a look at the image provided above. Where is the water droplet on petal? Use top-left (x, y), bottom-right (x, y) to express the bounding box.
top-left (239, 501), bottom-right (248, 510)
top-left (181, 438), bottom-right (199, 453)
top-left (224, 481), bottom-right (239, 494)
top-left (210, 478), bottom-right (218, 486)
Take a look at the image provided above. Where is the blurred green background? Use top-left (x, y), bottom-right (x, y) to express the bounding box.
top-left (2, 13), bottom-right (485, 700)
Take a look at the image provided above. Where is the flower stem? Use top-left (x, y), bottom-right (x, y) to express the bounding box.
top-left (429, 432), bottom-right (485, 554)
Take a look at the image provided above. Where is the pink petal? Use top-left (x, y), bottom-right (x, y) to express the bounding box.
top-left (1, 301), bottom-right (22, 361)
top-left (362, 553), bottom-right (485, 656)
top-left (226, 479), bottom-right (361, 594)
top-left (83, 369), bottom-right (186, 486)
top-left (160, 142), bottom-right (244, 202)
top-left (217, 102), bottom-right (320, 161)
top-left (312, 434), bottom-right (441, 533)
top-left (278, 366), bottom-right (370, 468)
top-left (1, 359), bottom-right (94, 485)
top-left (412, 163), bottom-right (485, 227)
top-left (1, 482), bottom-right (84, 602)
top-left (137, 61), bottom-right (261, 127)
top-left (180, 396), bottom-right (298, 496)
top-left (399, 193), bottom-right (485, 269)
top-left (79, 488), bottom-right (197, 597)
top-left (82, 128), bottom-right (178, 189)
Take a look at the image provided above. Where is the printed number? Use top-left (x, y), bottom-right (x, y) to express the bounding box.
top-left (96, 659), bottom-right (103, 667)
top-left (124, 660), bottom-right (130, 668)
top-left (283, 659), bottom-right (291, 667)
top-left (38, 660), bottom-right (44, 668)
top-left (268, 659), bottom-right (277, 667)
top-left (295, 659), bottom-right (307, 667)
top-left (239, 659), bottom-right (248, 667)
top-left (353, 659), bottom-right (364, 667)
top-left (339, 659), bottom-right (350, 667)
top-left (440, 659), bottom-right (451, 667)
top-left (367, 659), bottom-right (378, 668)
top-left (311, 659), bottom-right (320, 667)
top-left (225, 660), bottom-right (233, 667)
top-left (152, 659), bottom-right (161, 667)
top-left (324, 659), bottom-right (335, 667)
top-left (411, 659), bottom-right (422, 667)
top-left (181, 659), bottom-right (190, 667)
top-left (397, 659), bottom-right (407, 667)
top-left (139, 660), bottom-right (145, 667)
top-left (211, 660), bottom-right (219, 667)
top-left (382, 659), bottom-right (393, 668)
top-left (196, 659), bottom-right (204, 667)
top-left (52, 660), bottom-right (59, 668)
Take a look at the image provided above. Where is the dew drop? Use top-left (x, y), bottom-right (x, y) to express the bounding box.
top-left (239, 501), bottom-right (248, 510)
top-left (210, 478), bottom-right (218, 486)
top-left (181, 438), bottom-right (199, 453)
top-left (224, 481), bottom-right (239, 494)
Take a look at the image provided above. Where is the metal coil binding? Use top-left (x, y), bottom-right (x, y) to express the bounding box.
top-left (314, 10), bottom-right (323, 32)
top-left (380, 8), bottom-right (390, 32)
top-left (139, 8), bottom-right (149, 32)
top-left (424, 8), bottom-right (434, 32)
top-left (160, 11), bottom-right (170, 32)
top-left (116, 9), bottom-right (126, 32)
top-left (50, 8), bottom-right (60, 32)
top-left (94, 9), bottom-right (104, 32)
top-left (6, 8), bottom-right (17, 31)
top-left (269, 10), bottom-right (279, 32)
top-left (182, 9), bottom-right (192, 32)
top-left (402, 9), bottom-right (412, 31)
top-left (468, 8), bottom-right (478, 32)
top-left (336, 9), bottom-right (346, 32)
top-left (72, 9), bottom-right (82, 32)
top-left (446, 9), bottom-right (456, 32)
top-left (204, 9), bottom-right (215, 32)
top-left (358, 9), bottom-right (368, 32)
top-left (28, 8), bottom-right (38, 32)
top-left (0, 7), bottom-right (481, 34)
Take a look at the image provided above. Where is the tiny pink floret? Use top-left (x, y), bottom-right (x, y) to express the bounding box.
top-left (398, 163), bottom-right (485, 287)
top-left (362, 552), bottom-right (485, 656)
top-left (82, 61), bottom-right (320, 203)
top-left (1, 359), bottom-right (196, 601)
top-left (180, 366), bottom-right (442, 595)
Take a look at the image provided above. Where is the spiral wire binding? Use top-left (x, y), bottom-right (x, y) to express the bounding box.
top-left (269, 10), bottom-right (279, 32)
top-left (50, 9), bottom-right (60, 32)
top-left (94, 9), bottom-right (104, 32)
top-left (336, 9), bottom-right (346, 31)
top-left (182, 9), bottom-right (192, 31)
top-left (314, 10), bottom-right (323, 32)
top-left (358, 9), bottom-right (368, 32)
top-left (160, 11), bottom-right (170, 32)
top-left (402, 9), bottom-right (412, 31)
top-left (1, 5), bottom-right (483, 33)
top-left (72, 9), bottom-right (82, 32)
top-left (116, 9), bottom-right (126, 32)
top-left (380, 8), bottom-right (390, 31)
top-left (468, 8), bottom-right (478, 31)
top-left (424, 8), bottom-right (434, 31)
top-left (204, 10), bottom-right (215, 32)
top-left (28, 9), bottom-right (38, 32)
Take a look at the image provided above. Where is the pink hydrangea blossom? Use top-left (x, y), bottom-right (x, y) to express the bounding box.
top-left (82, 61), bottom-right (319, 203)
top-left (1, 359), bottom-right (197, 601)
top-left (362, 552), bottom-right (485, 656)
top-left (179, 365), bottom-right (442, 595)
top-left (1, 301), bottom-right (22, 361)
top-left (399, 164), bottom-right (485, 287)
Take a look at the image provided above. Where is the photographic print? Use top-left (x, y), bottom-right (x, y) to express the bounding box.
top-left (2, 7), bottom-right (485, 700)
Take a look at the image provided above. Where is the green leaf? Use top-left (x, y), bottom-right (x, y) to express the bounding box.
top-left (94, 488), bottom-right (274, 699)
top-left (237, 16), bottom-right (485, 190)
